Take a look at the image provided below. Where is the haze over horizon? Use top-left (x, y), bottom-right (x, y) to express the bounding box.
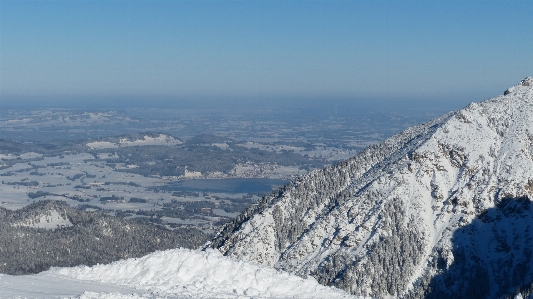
top-left (1, 0), bottom-right (531, 110)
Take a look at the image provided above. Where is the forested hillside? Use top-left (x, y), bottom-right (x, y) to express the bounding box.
top-left (208, 78), bottom-right (533, 299)
top-left (0, 200), bottom-right (206, 274)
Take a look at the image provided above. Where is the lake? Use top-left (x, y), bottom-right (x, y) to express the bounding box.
top-left (159, 178), bottom-right (288, 194)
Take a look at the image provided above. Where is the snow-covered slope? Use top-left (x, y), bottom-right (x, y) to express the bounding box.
top-left (1, 248), bottom-right (364, 299)
top-left (12, 209), bottom-right (73, 230)
top-left (208, 78), bottom-right (533, 298)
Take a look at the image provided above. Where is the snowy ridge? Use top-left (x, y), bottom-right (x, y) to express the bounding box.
top-left (209, 78), bottom-right (533, 298)
top-left (1, 248), bottom-right (366, 299)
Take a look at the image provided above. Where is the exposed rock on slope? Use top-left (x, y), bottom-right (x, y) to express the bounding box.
top-left (208, 78), bottom-right (533, 298)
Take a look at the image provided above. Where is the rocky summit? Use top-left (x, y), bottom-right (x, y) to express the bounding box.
top-left (208, 78), bottom-right (533, 299)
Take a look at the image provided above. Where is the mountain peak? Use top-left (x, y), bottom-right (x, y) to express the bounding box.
top-left (209, 79), bottom-right (533, 298)
top-left (521, 76), bottom-right (533, 86)
top-left (504, 76), bottom-right (533, 95)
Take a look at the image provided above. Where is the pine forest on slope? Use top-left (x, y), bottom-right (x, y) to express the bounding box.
top-left (0, 200), bottom-right (206, 275)
top-left (208, 77), bottom-right (533, 299)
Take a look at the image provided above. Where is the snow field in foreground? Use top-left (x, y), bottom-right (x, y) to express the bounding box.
top-left (2, 248), bottom-right (364, 299)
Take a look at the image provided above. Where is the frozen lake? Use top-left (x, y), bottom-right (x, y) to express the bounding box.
top-left (158, 178), bottom-right (287, 194)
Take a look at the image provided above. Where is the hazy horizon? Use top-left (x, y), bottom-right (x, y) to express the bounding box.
top-left (1, 0), bottom-right (531, 109)
top-left (0, 93), bottom-right (485, 115)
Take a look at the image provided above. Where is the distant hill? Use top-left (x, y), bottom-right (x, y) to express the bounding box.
top-left (0, 200), bottom-right (206, 275)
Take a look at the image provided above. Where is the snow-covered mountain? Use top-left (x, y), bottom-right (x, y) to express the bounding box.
top-left (208, 77), bottom-right (533, 298)
top-left (0, 248), bottom-right (363, 299)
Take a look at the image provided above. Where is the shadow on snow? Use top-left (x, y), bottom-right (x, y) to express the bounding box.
top-left (425, 196), bottom-right (533, 299)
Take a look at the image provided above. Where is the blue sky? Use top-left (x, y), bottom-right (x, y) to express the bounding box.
top-left (1, 0), bottom-right (531, 106)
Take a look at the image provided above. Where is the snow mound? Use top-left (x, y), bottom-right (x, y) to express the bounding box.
top-left (42, 248), bottom-right (363, 299)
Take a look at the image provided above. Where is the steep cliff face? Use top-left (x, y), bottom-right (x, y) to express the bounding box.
top-left (208, 78), bottom-right (533, 298)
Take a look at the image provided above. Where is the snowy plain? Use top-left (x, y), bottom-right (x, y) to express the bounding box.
top-left (0, 248), bottom-right (364, 299)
